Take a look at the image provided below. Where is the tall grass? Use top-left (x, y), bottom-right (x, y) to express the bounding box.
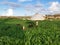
top-left (0, 18), bottom-right (60, 45)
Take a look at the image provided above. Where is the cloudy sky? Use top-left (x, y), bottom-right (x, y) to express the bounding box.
top-left (0, 0), bottom-right (60, 16)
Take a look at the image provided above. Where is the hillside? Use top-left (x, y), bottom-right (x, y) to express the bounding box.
top-left (0, 18), bottom-right (60, 45)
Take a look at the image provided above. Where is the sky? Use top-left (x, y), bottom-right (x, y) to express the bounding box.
top-left (0, 0), bottom-right (60, 16)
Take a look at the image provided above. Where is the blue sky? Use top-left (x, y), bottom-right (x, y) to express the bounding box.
top-left (0, 0), bottom-right (60, 16)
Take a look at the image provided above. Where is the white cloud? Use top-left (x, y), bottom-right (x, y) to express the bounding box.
top-left (0, 1), bottom-right (20, 7)
top-left (24, 2), bottom-right (44, 13)
top-left (18, 0), bottom-right (32, 2)
top-left (6, 8), bottom-right (13, 16)
top-left (49, 2), bottom-right (60, 14)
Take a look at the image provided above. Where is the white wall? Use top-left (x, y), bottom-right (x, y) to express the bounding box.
top-left (31, 14), bottom-right (45, 20)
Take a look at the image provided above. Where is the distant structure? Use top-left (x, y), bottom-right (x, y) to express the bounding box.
top-left (45, 14), bottom-right (60, 20)
top-left (31, 13), bottom-right (45, 20)
top-left (0, 14), bottom-right (60, 20)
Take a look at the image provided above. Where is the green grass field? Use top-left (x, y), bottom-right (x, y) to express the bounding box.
top-left (0, 18), bottom-right (60, 45)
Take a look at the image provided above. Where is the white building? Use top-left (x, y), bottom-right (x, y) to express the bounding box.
top-left (31, 13), bottom-right (45, 20)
